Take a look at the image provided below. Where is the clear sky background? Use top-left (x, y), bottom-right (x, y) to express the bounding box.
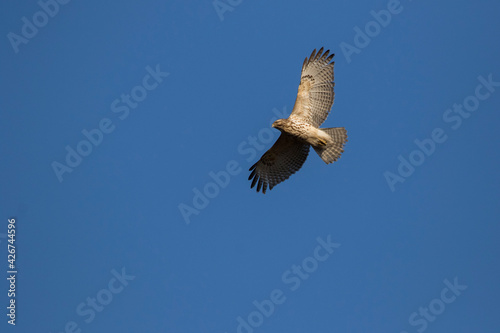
top-left (1, 0), bottom-right (499, 332)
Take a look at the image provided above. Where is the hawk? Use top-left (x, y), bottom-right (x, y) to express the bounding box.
top-left (248, 47), bottom-right (347, 193)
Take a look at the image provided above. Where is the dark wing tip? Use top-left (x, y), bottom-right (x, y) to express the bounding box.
top-left (248, 163), bottom-right (270, 194)
top-left (248, 168), bottom-right (257, 180)
top-left (315, 47), bottom-right (324, 61)
top-left (308, 49), bottom-right (317, 63)
top-left (320, 49), bottom-right (330, 61)
top-left (250, 173), bottom-right (258, 188)
top-left (256, 178), bottom-right (263, 192)
top-left (305, 48), bottom-right (335, 68)
top-left (302, 57), bottom-right (308, 69)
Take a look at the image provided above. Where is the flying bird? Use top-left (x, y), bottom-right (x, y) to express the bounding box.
top-left (248, 47), bottom-right (347, 193)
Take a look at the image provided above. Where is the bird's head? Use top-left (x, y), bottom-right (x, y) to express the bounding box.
top-left (272, 119), bottom-right (286, 130)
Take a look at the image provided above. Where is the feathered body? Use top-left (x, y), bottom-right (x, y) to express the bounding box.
top-left (249, 48), bottom-right (348, 193)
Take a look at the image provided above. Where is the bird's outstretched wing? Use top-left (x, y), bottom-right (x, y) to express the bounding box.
top-left (248, 133), bottom-right (310, 193)
top-left (290, 47), bottom-right (335, 127)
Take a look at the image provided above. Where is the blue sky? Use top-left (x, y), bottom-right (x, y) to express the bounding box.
top-left (1, 0), bottom-right (499, 332)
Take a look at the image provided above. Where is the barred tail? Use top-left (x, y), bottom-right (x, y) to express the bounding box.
top-left (313, 127), bottom-right (347, 164)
